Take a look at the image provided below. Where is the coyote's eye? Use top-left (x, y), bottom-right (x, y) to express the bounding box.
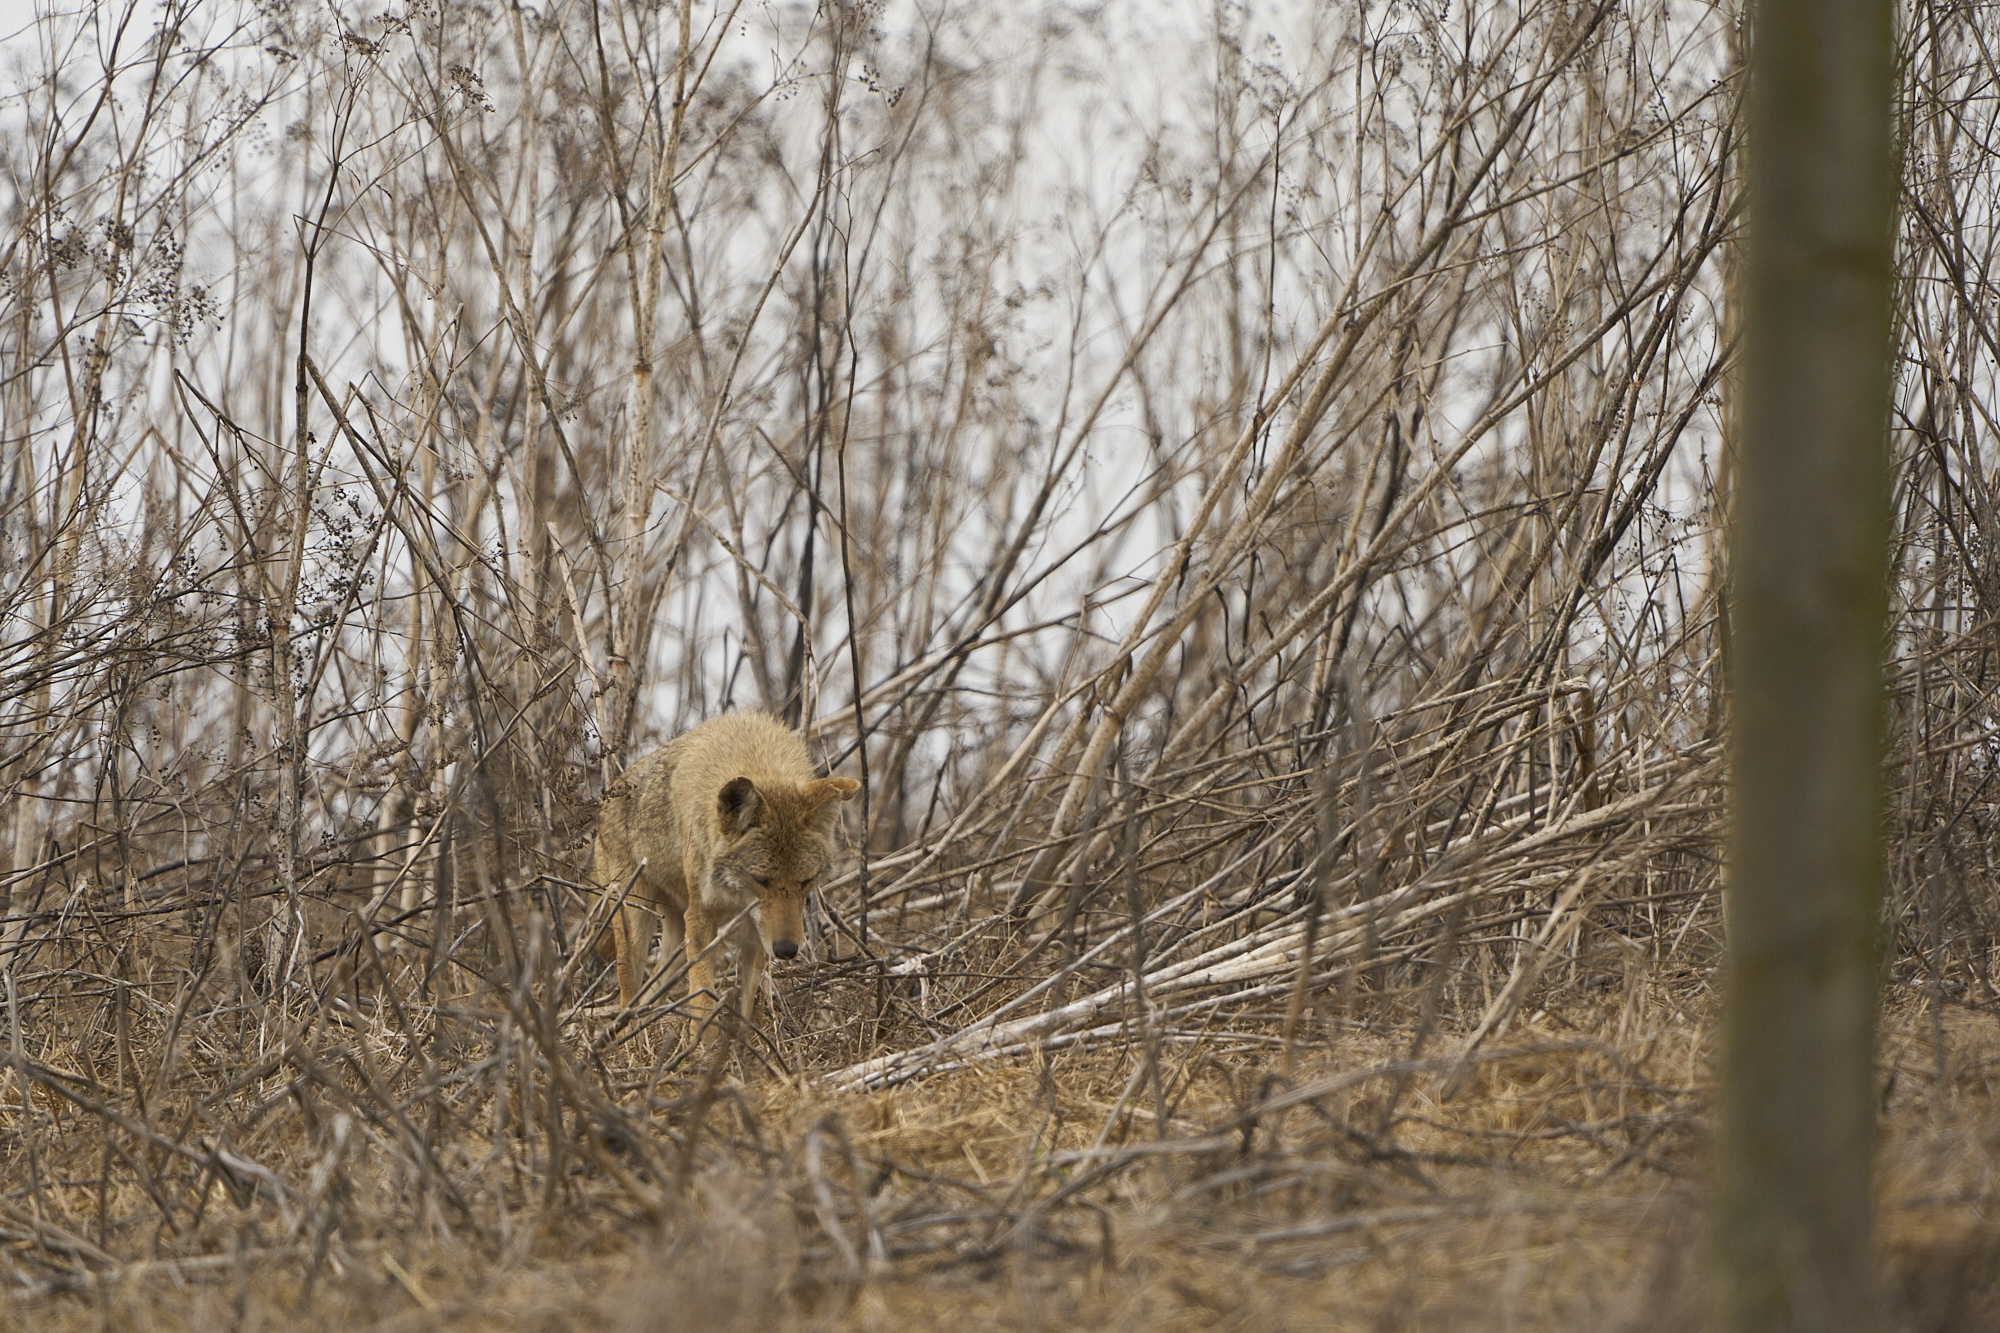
top-left (751, 874), bottom-right (770, 890)
top-left (801, 875), bottom-right (817, 891)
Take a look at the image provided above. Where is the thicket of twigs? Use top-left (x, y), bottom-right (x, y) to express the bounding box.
top-left (3, 1), bottom-right (1999, 1325)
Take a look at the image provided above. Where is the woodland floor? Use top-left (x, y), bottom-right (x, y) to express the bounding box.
top-left (8, 989), bottom-right (1998, 1333)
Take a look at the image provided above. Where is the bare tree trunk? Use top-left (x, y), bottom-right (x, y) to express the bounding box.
top-left (604, 1), bottom-right (694, 765)
top-left (1712, 0), bottom-right (1895, 1329)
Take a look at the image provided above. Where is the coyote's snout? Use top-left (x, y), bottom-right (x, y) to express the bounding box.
top-left (591, 712), bottom-right (861, 1028)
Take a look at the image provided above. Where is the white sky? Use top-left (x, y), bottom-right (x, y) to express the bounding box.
top-left (0, 0), bottom-right (1742, 763)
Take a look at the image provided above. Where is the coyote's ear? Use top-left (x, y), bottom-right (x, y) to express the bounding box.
top-left (803, 776), bottom-right (862, 824)
top-left (819, 776), bottom-right (863, 802)
top-left (717, 776), bottom-right (763, 834)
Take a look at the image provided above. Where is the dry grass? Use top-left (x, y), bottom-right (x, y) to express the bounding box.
top-left (7, 947), bottom-right (1999, 1332)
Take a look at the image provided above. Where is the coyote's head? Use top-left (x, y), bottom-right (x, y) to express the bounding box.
top-left (712, 773), bottom-right (862, 960)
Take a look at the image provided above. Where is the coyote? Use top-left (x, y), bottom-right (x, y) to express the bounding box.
top-left (592, 711), bottom-right (861, 1027)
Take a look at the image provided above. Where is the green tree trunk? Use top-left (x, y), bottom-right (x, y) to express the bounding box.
top-left (1713, 2), bottom-right (1896, 1331)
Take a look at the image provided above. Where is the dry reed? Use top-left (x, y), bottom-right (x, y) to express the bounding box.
top-left (2, 2), bottom-right (1998, 1328)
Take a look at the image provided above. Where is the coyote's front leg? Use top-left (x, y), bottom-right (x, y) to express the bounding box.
top-left (738, 939), bottom-right (768, 1023)
top-left (682, 898), bottom-right (719, 1033)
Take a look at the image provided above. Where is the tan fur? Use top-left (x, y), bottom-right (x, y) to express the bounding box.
top-left (591, 712), bottom-right (861, 1029)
